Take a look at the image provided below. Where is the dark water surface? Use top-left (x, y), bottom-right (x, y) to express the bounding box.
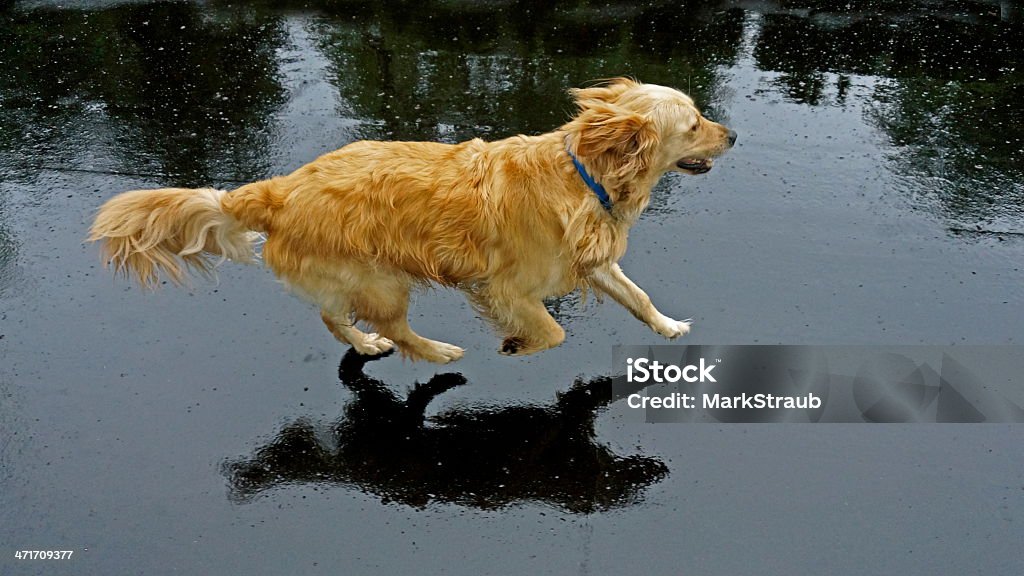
top-left (2, 1), bottom-right (1023, 574)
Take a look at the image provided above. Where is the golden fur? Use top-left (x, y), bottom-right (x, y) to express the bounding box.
top-left (89, 78), bottom-right (736, 363)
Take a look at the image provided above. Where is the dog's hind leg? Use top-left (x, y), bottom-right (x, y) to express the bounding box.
top-left (276, 258), bottom-right (395, 356)
top-left (353, 275), bottom-right (464, 364)
top-left (320, 309), bottom-right (395, 356)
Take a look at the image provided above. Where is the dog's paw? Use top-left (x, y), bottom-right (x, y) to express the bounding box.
top-left (419, 340), bottom-right (465, 364)
top-left (352, 332), bottom-right (395, 354)
top-left (499, 337), bottom-right (525, 356)
top-left (651, 315), bottom-right (692, 339)
top-left (353, 333), bottom-right (395, 356)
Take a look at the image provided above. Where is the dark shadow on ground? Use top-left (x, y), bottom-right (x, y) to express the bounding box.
top-left (224, 349), bottom-right (667, 513)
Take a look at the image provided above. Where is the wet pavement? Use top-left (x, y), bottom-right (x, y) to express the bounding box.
top-left (1, 1), bottom-right (1023, 574)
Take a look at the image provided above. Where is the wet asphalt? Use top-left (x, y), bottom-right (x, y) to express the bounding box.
top-left (1, 1), bottom-right (1023, 574)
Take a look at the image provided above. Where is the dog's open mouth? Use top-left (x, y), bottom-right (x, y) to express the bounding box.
top-left (676, 158), bottom-right (713, 174)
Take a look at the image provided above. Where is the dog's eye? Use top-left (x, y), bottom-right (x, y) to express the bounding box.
top-left (691, 120), bottom-right (700, 132)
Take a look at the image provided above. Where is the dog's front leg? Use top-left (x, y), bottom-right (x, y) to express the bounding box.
top-left (465, 285), bottom-right (567, 356)
top-left (588, 263), bottom-right (691, 338)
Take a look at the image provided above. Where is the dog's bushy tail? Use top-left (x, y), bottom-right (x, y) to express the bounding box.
top-left (88, 187), bottom-right (259, 288)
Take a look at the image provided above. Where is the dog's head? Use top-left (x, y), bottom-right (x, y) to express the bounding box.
top-left (567, 78), bottom-right (736, 183)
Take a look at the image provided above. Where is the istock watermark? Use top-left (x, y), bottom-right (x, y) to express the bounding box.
top-left (626, 357), bottom-right (719, 383)
top-left (612, 345), bottom-right (1024, 423)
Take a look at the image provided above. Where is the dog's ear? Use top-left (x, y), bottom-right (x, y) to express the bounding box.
top-left (575, 104), bottom-right (647, 157)
top-left (569, 77), bottom-right (638, 106)
top-left (574, 103), bottom-right (659, 180)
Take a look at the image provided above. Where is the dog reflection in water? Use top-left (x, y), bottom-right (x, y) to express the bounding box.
top-left (224, 350), bottom-right (667, 513)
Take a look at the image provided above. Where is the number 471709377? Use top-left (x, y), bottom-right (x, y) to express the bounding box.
top-left (14, 550), bottom-right (74, 560)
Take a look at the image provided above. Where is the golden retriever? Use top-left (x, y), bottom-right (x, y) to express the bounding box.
top-left (89, 78), bottom-right (736, 363)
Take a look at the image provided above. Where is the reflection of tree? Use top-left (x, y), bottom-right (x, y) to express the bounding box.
top-left (0, 3), bottom-right (288, 186)
top-left (871, 75), bottom-right (1024, 229)
top-left (304, 0), bottom-right (743, 142)
top-left (752, 5), bottom-right (1024, 230)
top-left (224, 350), bottom-right (667, 513)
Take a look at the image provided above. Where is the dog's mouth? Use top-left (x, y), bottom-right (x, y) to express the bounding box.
top-left (676, 158), bottom-right (713, 174)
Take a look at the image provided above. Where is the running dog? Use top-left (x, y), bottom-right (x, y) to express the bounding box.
top-left (90, 78), bottom-right (737, 363)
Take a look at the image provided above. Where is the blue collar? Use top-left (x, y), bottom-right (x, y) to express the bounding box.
top-left (566, 141), bottom-right (612, 211)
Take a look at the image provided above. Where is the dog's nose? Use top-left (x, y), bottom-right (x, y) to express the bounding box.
top-left (727, 129), bottom-right (738, 146)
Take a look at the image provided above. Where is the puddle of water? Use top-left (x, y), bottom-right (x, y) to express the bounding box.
top-left (1, 2), bottom-right (1023, 575)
